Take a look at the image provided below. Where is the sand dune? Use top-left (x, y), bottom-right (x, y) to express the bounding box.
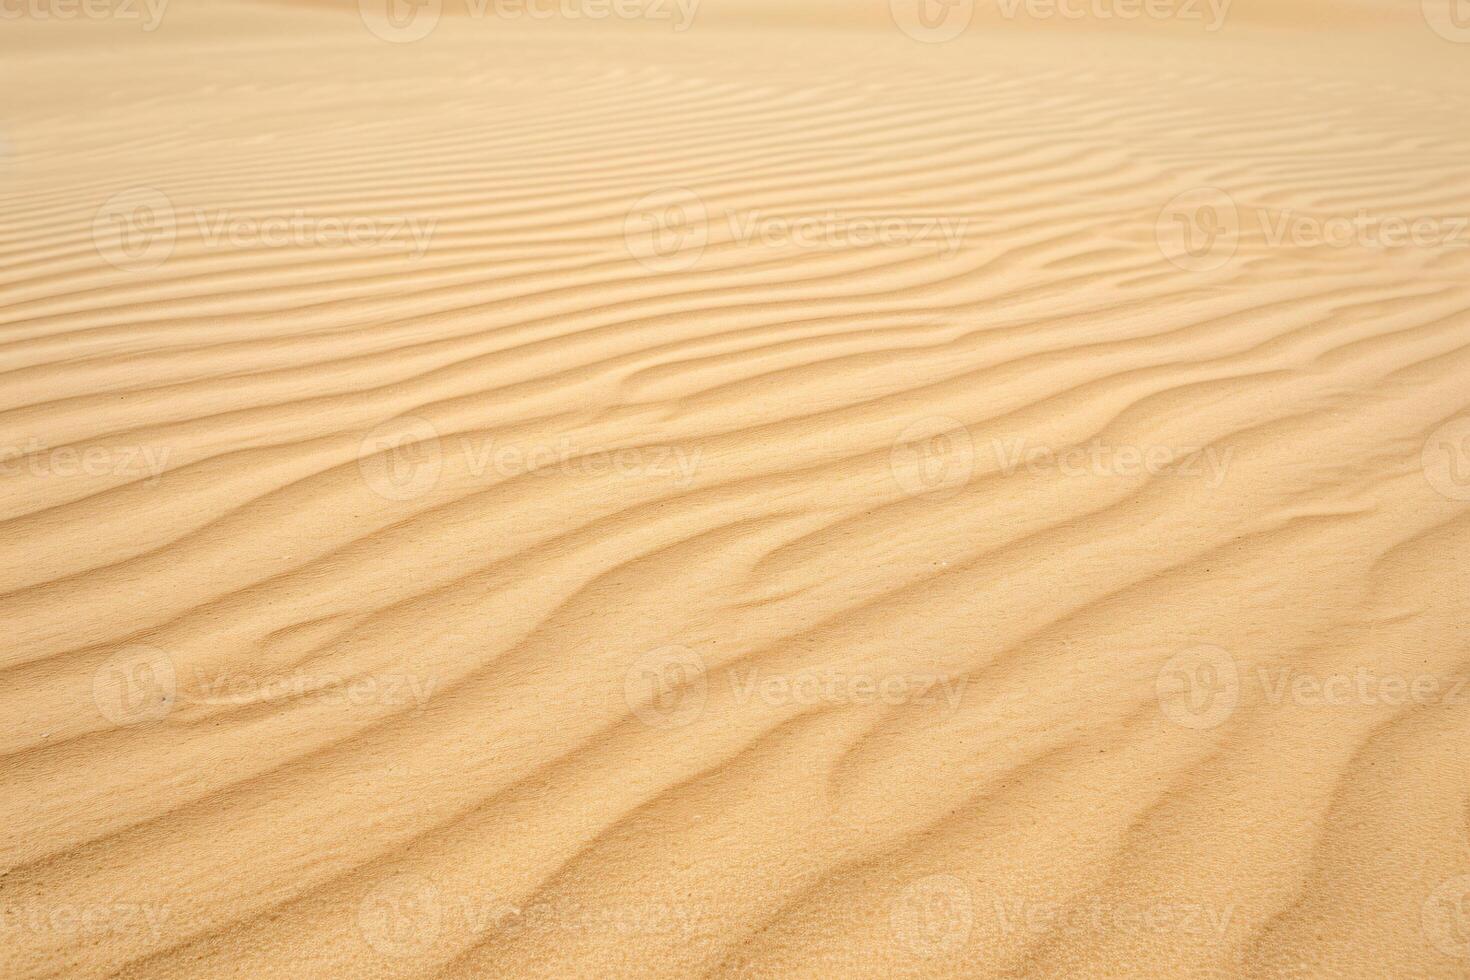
top-left (2, 1), bottom-right (1469, 977)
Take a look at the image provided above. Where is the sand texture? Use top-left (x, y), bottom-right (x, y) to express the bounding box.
top-left (2, 1), bottom-right (1469, 977)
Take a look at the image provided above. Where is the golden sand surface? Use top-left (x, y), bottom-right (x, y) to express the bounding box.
top-left (2, 1), bottom-right (1469, 976)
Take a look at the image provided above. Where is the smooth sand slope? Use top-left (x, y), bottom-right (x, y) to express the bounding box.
top-left (2, 1), bottom-right (1469, 977)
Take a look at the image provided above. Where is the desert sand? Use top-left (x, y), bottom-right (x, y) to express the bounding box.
top-left (2, 0), bottom-right (1469, 976)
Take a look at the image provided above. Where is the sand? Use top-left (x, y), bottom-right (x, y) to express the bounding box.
top-left (2, 0), bottom-right (1469, 976)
